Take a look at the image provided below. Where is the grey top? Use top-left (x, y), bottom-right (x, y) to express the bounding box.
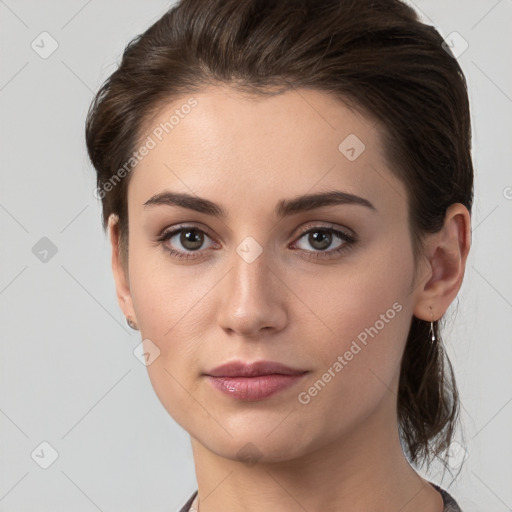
top-left (178, 482), bottom-right (462, 511)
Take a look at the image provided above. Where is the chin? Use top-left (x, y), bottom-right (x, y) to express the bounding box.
top-left (191, 423), bottom-right (316, 465)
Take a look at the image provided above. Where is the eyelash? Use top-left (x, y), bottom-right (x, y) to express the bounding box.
top-left (156, 224), bottom-right (357, 261)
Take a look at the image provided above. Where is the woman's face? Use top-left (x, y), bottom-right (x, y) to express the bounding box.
top-left (117, 85), bottom-right (427, 462)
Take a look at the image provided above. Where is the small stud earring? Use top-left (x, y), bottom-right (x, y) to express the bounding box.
top-left (126, 317), bottom-right (138, 330)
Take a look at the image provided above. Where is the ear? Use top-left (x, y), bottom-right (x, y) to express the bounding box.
top-left (413, 203), bottom-right (471, 321)
top-left (108, 214), bottom-right (137, 325)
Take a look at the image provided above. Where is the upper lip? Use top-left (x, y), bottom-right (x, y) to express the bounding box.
top-left (204, 360), bottom-right (308, 377)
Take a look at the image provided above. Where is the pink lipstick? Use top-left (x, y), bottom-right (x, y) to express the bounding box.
top-left (204, 360), bottom-right (309, 401)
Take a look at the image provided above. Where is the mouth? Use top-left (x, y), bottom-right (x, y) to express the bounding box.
top-left (205, 373), bottom-right (309, 401)
top-left (203, 360), bottom-right (309, 401)
top-left (204, 359), bottom-right (308, 378)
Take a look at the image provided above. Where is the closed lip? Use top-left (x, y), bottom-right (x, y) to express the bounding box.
top-left (204, 360), bottom-right (308, 377)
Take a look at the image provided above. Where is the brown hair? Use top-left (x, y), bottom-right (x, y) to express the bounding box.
top-left (85, 0), bottom-right (473, 472)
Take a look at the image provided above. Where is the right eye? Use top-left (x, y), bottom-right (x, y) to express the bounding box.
top-left (156, 225), bottom-right (217, 260)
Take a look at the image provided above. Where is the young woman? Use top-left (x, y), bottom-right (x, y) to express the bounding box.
top-left (85, 1), bottom-right (472, 510)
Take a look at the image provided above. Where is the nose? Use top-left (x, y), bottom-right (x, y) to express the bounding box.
top-left (216, 247), bottom-right (288, 338)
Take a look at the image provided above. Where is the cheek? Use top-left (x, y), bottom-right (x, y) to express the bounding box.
top-left (129, 257), bottom-right (209, 430)
top-left (297, 240), bottom-right (415, 392)
top-left (128, 241), bottom-right (212, 343)
top-left (126, 244), bottom-right (216, 418)
top-left (304, 237), bottom-right (412, 332)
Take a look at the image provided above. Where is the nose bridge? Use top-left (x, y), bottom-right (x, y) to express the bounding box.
top-left (217, 240), bottom-right (286, 335)
top-left (232, 243), bottom-right (270, 303)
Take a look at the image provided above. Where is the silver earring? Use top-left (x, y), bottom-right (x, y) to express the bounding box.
top-left (429, 308), bottom-right (435, 344)
top-left (430, 321), bottom-right (435, 343)
top-left (126, 317), bottom-right (138, 330)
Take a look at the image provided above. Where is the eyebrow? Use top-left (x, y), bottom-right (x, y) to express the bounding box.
top-left (143, 189), bottom-right (377, 218)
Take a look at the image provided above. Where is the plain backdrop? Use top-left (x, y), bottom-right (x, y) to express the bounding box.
top-left (0, 1), bottom-right (511, 511)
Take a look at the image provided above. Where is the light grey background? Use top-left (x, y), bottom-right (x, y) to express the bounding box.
top-left (0, 1), bottom-right (511, 511)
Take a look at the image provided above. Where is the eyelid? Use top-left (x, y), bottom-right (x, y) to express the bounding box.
top-left (292, 222), bottom-right (356, 241)
top-left (157, 222), bottom-right (215, 240)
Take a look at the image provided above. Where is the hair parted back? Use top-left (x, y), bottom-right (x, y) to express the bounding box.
top-left (85, 0), bottom-right (473, 472)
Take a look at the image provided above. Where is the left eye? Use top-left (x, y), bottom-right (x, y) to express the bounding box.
top-left (294, 227), bottom-right (353, 252)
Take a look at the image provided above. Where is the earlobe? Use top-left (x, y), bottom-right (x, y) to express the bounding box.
top-left (108, 213), bottom-right (137, 323)
top-left (413, 203), bottom-right (471, 322)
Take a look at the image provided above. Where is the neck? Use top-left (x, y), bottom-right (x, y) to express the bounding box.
top-left (189, 380), bottom-right (444, 512)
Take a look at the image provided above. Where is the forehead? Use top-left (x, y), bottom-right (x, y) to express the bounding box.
top-left (129, 86), bottom-right (408, 220)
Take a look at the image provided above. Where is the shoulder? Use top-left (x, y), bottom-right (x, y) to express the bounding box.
top-left (178, 486), bottom-right (464, 512)
top-left (178, 490), bottom-right (198, 512)
top-left (430, 482), bottom-right (464, 512)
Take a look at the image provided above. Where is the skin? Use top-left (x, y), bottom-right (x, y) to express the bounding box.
top-left (109, 85), bottom-right (471, 512)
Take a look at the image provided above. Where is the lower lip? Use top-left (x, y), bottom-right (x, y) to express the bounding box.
top-left (205, 373), bottom-right (308, 401)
